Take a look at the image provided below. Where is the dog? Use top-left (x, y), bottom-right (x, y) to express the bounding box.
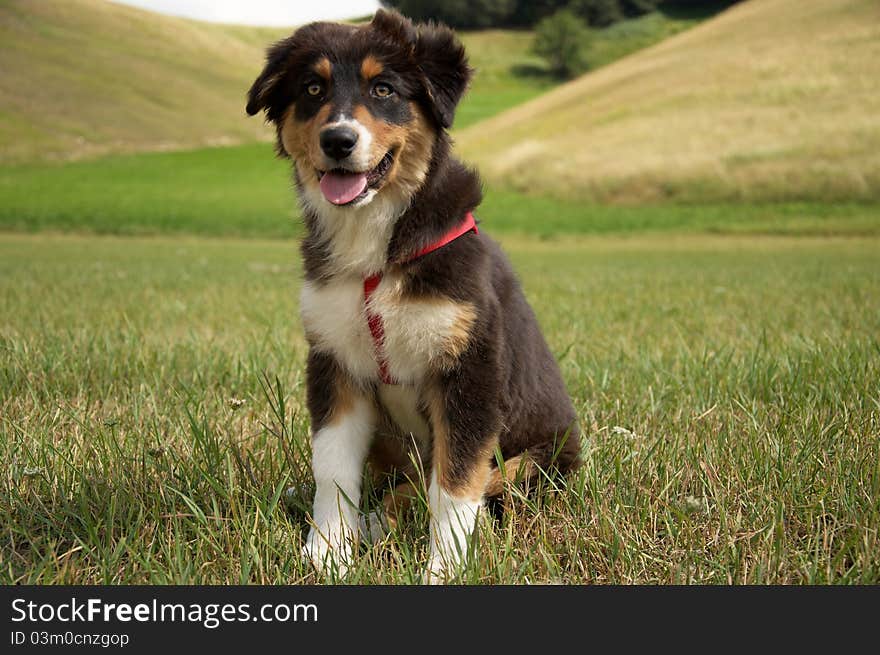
top-left (247, 9), bottom-right (581, 582)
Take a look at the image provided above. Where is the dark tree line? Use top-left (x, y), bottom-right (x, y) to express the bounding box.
top-left (383, 0), bottom-right (741, 29)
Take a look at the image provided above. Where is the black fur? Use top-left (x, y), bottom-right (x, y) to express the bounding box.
top-left (248, 9), bottom-right (581, 501)
top-left (246, 10), bottom-right (471, 132)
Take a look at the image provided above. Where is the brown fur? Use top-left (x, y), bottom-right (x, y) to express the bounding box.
top-left (280, 103), bottom-right (331, 179)
top-left (360, 55), bottom-right (384, 80)
top-left (424, 383), bottom-right (451, 487)
top-left (484, 454), bottom-right (538, 497)
top-left (314, 57), bottom-right (332, 81)
top-left (381, 481), bottom-right (418, 530)
top-left (368, 432), bottom-right (416, 483)
top-left (304, 350), bottom-right (356, 432)
top-left (381, 103), bottom-right (436, 204)
top-left (432, 300), bottom-right (476, 370)
top-left (456, 447), bottom-right (495, 501)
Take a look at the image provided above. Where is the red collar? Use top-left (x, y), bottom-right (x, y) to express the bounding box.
top-left (405, 211), bottom-right (478, 262)
top-left (363, 212), bottom-right (478, 384)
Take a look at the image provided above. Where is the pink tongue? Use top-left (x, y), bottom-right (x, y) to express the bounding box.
top-left (319, 171), bottom-right (368, 205)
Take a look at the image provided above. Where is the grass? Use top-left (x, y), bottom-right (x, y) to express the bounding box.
top-left (0, 0), bottom-right (550, 162)
top-left (456, 30), bottom-right (556, 129)
top-left (5, 0), bottom-right (876, 241)
top-left (0, 0), bottom-right (284, 163)
top-left (0, 0), bottom-right (530, 162)
top-left (583, 1), bottom-right (738, 71)
top-left (458, 0), bottom-right (880, 203)
top-left (1, 0), bottom-right (731, 164)
top-left (457, 6), bottom-right (735, 128)
top-left (2, 232), bottom-right (878, 584)
top-left (2, 142), bottom-right (878, 238)
top-left (0, 145), bottom-right (297, 237)
top-left (2, 0), bottom-right (877, 587)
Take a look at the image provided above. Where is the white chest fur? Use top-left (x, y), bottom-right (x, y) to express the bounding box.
top-left (299, 274), bottom-right (475, 386)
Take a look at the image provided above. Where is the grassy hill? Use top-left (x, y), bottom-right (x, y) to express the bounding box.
top-left (0, 1), bottom-right (551, 164)
top-left (2, 0), bottom-right (877, 237)
top-left (0, 0), bottom-right (289, 163)
top-left (1, 0), bottom-right (731, 165)
top-left (457, 0), bottom-right (880, 203)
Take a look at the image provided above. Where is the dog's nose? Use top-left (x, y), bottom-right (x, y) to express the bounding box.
top-left (320, 126), bottom-right (358, 160)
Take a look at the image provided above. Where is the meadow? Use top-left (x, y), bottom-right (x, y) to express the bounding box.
top-left (2, 233), bottom-right (878, 584)
top-left (2, 142), bottom-right (878, 238)
top-left (460, 0), bottom-right (880, 203)
top-left (2, 0), bottom-right (879, 585)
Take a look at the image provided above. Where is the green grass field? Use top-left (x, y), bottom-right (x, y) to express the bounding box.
top-left (2, 142), bottom-right (878, 238)
top-left (3, 1), bottom-right (878, 239)
top-left (1, 233), bottom-right (878, 584)
top-left (2, 0), bottom-right (879, 586)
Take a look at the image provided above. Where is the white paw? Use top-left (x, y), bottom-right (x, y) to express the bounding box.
top-left (422, 553), bottom-right (458, 585)
top-left (302, 530), bottom-right (352, 578)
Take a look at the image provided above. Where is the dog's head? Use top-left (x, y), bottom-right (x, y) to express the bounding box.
top-left (246, 10), bottom-right (472, 210)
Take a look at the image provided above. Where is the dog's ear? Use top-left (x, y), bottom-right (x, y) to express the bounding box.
top-left (371, 8), bottom-right (419, 53)
top-left (413, 21), bottom-right (472, 129)
top-left (246, 35), bottom-right (299, 119)
top-left (371, 9), bottom-right (472, 130)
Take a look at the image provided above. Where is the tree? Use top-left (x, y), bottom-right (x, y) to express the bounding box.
top-left (385, 0), bottom-right (515, 29)
top-left (508, 0), bottom-right (569, 27)
top-left (571, 0), bottom-right (623, 27)
top-left (533, 9), bottom-right (591, 79)
top-left (620, 0), bottom-right (662, 17)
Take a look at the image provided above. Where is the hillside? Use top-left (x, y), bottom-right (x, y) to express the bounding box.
top-left (0, 0), bottom-right (290, 163)
top-left (456, 0), bottom-right (880, 203)
top-left (1, 1), bottom-right (727, 165)
top-left (0, 1), bottom-right (555, 164)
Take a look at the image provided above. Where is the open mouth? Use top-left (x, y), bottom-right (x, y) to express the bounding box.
top-left (316, 150), bottom-right (395, 206)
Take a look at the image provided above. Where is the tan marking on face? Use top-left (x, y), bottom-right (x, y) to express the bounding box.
top-left (353, 103), bottom-right (407, 166)
top-left (360, 55), bottom-right (383, 80)
top-left (390, 103), bottom-right (436, 199)
top-left (350, 102), bottom-right (436, 200)
top-left (280, 102), bottom-right (332, 185)
top-left (314, 57), bottom-right (332, 80)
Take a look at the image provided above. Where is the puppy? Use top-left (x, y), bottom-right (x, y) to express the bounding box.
top-left (247, 9), bottom-right (581, 582)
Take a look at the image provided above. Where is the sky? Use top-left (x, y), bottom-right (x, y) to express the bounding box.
top-left (110, 0), bottom-right (382, 27)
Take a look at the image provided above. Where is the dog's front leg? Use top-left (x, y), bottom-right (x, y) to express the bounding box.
top-left (423, 368), bottom-right (500, 584)
top-left (302, 352), bottom-right (374, 577)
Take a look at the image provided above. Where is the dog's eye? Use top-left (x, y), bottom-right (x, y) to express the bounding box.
top-left (306, 82), bottom-right (323, 97)
top-left (372, 82), bottom-right (394, 99)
